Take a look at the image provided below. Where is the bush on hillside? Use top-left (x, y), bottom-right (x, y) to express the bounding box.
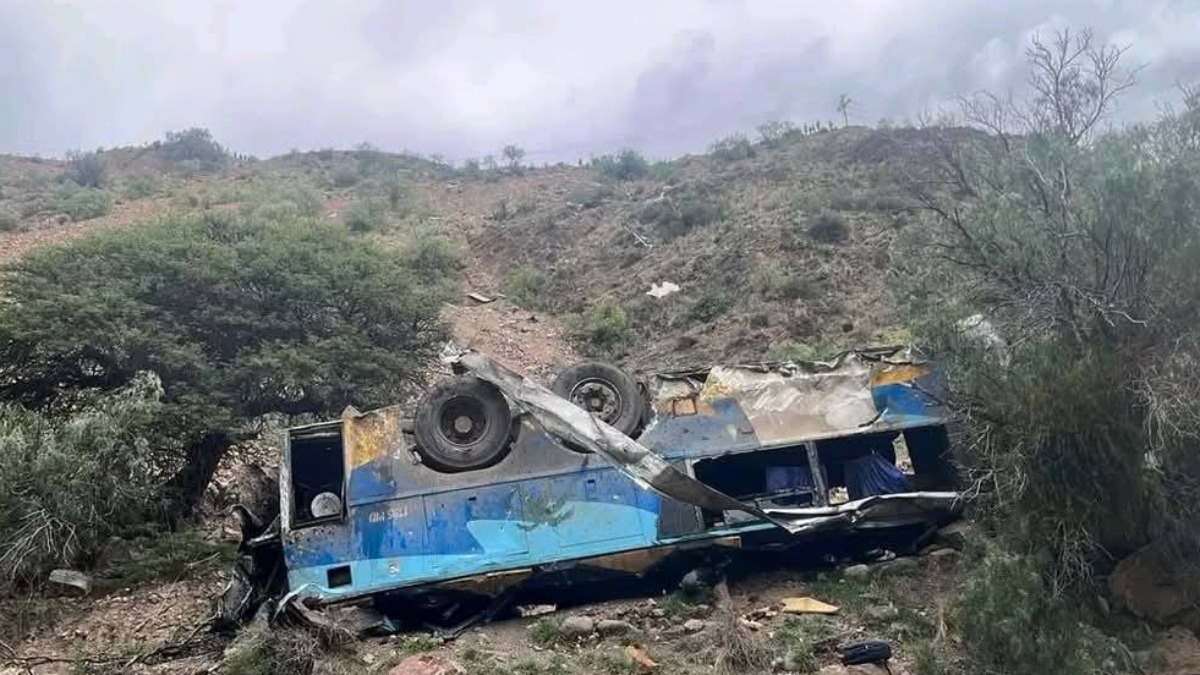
top-left (955, 551), bottom-right (1129, 675)
top-left (158, 128), bottom-right (228, 172)
top-left (806, 211), bottom-right (849, 244)
top-left (501, 267), bottom-right (550, 310)
top-left (342, 198), bottom-right (388, 232)
top-left (0, 212), bottom-right (454, 515)
top-left (570, 299), bottom-right (631, 355)
top-left (0, 207), bottom-right (18, 232)
top-left (123, 172), bottom-right (162, 199)
top-left (64, 149), bottom-right (108, 188)
top-left (757, 121), bottom-right (796, 148)
top-left (241, 183), bottom-right (323, 222)
top-left (909, 30), bottom-right (1200, 592)
top-left (0, 374), bottom-right (163, 590)
top-left (331, 167), bottom-right (359, 188)
top-left (637, 185), bottom-right (726, 240)
top-left (709, 134), bottom-right (755, 162)
top-left (56, 187), bottom-right (113, 221)
top-left (591, 149), bottom-right (649, 181)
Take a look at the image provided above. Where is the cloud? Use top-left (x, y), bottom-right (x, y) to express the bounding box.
top-left (1, 0), bottom-right (1197, 161)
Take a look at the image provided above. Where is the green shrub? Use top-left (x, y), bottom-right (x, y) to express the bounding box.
top-left (647, 161), bottom-right (680, 182)
top-left (566, 183), bottom-right (614, 209)
top-left (571, 299), bottom-right (631, 354)
top-left (123, 172), bottom-right (161, 199)
top-left (243, 184), bottom-right (323, 223)
top-left (64, 149), bottom-right (108, 188)
top-left (158, 128), bottom-right (228, 172)
top-left (221, 624), bottom-right (348, 675)
top-left (0, 213), bottom-right (453, 514)
top-left (637, 186), bottom-right (725, 239)
top-left (709, 134), bottom-right (755, 162)
top-left (0, 374), bottom-right (164, 590)
top-left (502, 267), bottom-right (550, 310)
top-left (342, 199), bottom-right (388, 232)
top-left (0, 207), bottom-right (19, 232)
top-left (689, 293), bottom-right (733, 322)
top-left (528, 618), bottom-right (564, 648)
top-left (806, 211), bottom-right (848, 244)
top-left (757, 121), bottom-right (796, 148)
top-left (591, 149), bottom-right (649, 181)
top-left (956, 551), bottom-right (1130, 675)
top-left (331, 167), bottom-right (359, 188)
top-left (56, 188), bottom-right (113, 221)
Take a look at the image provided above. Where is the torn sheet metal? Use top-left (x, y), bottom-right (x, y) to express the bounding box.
top-left (700, 359), bottom-right (878, 445)
top-left (645, 347), bottom-right (941, 446)
top-left (447, 349), bottom-right (960, 536)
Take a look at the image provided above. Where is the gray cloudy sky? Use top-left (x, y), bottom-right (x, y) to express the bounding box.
top-left (2, 0), bottom-right (1198, 162)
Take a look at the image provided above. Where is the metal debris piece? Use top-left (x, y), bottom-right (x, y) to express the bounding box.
top-left (781, 597), bottom-right (839, 615)
top-left (48, 569), bottom-right (92, 595)
top-left (467, 292), bottom-right (495, 304)
top-left (626, 644), bottom-right (659, 671)
top-left (646, 282), bottom-right (680, 298)
top-left (517, 604), bottom-right (556, 618)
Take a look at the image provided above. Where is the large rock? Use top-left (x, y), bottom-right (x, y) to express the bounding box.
top-left (875, 557), bottom-right (920, 576)
top-left (843, 564), bottom-right (871, 579)
top-left (1139, 626), bottom-right (1200, 675)
top-left (560, 615), bottom-right (596, 638)
top-left (935, 521), bottom-right (977, 551)
top-left (1109, 544), bottom-right (1199, 627)
top-left (596, 619), bottom-right (637, 636)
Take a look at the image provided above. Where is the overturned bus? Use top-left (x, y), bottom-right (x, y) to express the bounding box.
top-left (227, 346), bottom-right (960, 628)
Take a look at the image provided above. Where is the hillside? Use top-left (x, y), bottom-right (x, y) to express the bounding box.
top-left (0, 126), bottom-right (939, 371)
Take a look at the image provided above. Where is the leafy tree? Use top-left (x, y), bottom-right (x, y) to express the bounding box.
top-left (0, 212), bottom-right (455, 512)
top-left (591, 149), bottom-right (649, 181)
top-left (64, 149), bottom-right (108, 188)
top-left (709, 134), bottom-right (755, 162)
top-left (906, 27), bottom-right (1200, 591)
top-left (836, 94), bottom-right (854, 127)
top-left (501, 144), bottom-right (526, 170)
top-left (159, 128), bottom-right (228, 171)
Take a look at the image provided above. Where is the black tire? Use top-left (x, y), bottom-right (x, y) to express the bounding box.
top-left (414, 376), bottom-right (514, 473)
top-left (552, 361), bottom-right (644, 440)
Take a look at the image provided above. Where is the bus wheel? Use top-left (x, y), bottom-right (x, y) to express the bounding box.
top-left (552, 361), bottom-right (643, 439)
top-left (414, 376), bottom-right (514, 472)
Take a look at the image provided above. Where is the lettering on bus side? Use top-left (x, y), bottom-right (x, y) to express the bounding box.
top-left (367, 503), bottom-right (410, 524)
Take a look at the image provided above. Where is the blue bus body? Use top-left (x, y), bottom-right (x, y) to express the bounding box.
top-left (279, 351), bottom-right (955, 605)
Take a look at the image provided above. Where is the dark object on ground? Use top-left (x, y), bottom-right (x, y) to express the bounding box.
top-left (552, 361), bottom-right (644, 438)
top-left (414, 376), bottom-right (513, 472)
top-left (839, 638), bottom-right (892, 667)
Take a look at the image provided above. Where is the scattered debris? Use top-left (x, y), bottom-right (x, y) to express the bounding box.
top-left (517, 604), bottom-right (556, 618)
top-left (387, 654), bottom-right (465, 675)
top-left (781, 597), bottom-right (839, 615)
top-left (646, 281), bottom-right (680, 298)
top-left (467, 292), bottom-right (494, 304)
top-left (47, 569), bottom-right (92, 596)
top-left (626, 644), bottom-right (659, 671)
